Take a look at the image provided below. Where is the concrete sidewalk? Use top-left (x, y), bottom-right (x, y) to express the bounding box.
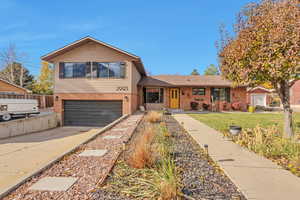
top-left (0, 126), bottom-right (102, 197)
top-left (174, 114), bottom-right (300, 200)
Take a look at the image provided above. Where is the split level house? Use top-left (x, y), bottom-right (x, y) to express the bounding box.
top-left (41, 36), bottom-right (300, 127)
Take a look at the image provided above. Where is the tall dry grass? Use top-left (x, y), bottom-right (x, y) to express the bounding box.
top-left (127, 125), bottom-right (156, 168)
top-left (118, 117), bottom-right (179, 199)
top-left (234, 125), bottom-right (300, 176)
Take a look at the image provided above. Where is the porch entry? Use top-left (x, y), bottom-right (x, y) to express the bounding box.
top-left (170, 88), bottom-right (180, 109)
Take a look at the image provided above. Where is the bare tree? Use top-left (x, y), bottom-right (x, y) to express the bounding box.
top-left (0, 43), bottom-right (28, 87)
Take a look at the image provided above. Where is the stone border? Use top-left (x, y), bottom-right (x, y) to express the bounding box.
top-left (0, 114), bottom-right (129, 199)
top-left (96, 114), bottom-right (144, 186)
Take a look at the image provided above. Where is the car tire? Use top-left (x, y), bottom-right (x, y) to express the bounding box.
top-left (2, 114), bottom-right (11, 121)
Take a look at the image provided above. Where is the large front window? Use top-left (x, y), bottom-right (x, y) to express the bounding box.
top-left (59, 62), bottom-right (125, 79)
top-left (92, 62), bottom-right (125, 78)
top-left (145, 88), bottom-right (164, 103)
top-left (211, 88), bottom-right (231, 102)
top-left (61, 62), bottom-right (90, 78)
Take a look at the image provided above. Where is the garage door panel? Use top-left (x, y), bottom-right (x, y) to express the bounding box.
top-left (64, 100), bottom-right (122, 127)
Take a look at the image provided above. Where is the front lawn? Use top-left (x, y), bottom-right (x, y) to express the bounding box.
top-left (190, 112), bottom-right (300, 134)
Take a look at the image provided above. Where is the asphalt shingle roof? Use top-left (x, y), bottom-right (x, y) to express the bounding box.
top-left (138, 75), bottom-right (234, 87)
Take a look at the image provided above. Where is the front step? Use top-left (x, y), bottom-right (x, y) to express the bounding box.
top-left (167, 109), bottom-right (184, 113)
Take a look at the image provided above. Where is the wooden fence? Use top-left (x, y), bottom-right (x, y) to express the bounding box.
top-left (0, 93), bottom-right (54, 109)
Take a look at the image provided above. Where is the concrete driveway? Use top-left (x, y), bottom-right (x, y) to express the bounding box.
top-left (0, 126), bottom-right (102, 197)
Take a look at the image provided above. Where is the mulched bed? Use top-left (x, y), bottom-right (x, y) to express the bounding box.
top-left (165, 115), bottom-right (246, 200)
top-left (2, 114), bottom-right (143, 200)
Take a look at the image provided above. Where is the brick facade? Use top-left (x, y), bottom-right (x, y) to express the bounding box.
top-left (142, 86), bottom-right (248, 111)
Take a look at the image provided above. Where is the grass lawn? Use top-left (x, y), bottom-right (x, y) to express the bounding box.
top-left (189, 112), bottom-right (300, 134)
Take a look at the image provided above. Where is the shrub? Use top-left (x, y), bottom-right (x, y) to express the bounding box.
top-left (190, 102), bottom-right (199, 110)
top-left (145, 111), bottom-right (162, 123)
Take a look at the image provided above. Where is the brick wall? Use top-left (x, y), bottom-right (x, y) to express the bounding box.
top-left (141, 86), bottom-right (248, 111)
top-left (291, 80), bottom-right (300, 105)
top-left (179, 87), bottom-right (211, 110)
top-left (231, 87), bottom-right (248, 110)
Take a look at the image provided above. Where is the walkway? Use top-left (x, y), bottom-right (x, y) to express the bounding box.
top-left (0, 126), bottom-right (102, 198)
top-left (2, 113), bottom-right (143, 200)
top-left (173, 114), bottom-right (300, 200)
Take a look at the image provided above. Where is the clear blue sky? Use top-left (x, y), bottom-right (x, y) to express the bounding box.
top-left (0, 0), bottom-right (257, 76)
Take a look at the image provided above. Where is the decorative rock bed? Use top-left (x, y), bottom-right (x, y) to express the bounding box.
top-left (165, 115), bottom-right (246, 200)
top-left (93, 115), bottom-right (246, 200)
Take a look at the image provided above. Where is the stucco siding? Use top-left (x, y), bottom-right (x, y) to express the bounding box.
top-left (131, 62), bottom-right (141, 94)
top-left (52, 41), bottom-right (138, 94)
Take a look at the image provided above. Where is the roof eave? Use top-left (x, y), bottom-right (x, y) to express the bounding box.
top-left (41, 36), bottom-right (140, 61)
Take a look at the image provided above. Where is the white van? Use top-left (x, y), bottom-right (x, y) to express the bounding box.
top-left (0, 99), bottom-right (39, 121)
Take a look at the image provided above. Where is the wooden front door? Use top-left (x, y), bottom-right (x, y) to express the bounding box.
top-left (170, 88), bottom-right (180, 109)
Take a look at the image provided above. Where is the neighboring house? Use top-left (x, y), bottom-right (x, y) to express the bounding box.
top-left (0, 78), bottom-right (31, 94)
top-left (290, 80), bottom-right (300, 106)
top-left (246, 86), bottom-right (274, 107)
top-left (246, 82), bottom-right (300, 108)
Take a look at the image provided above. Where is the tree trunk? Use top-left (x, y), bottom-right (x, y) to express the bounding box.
top-left (20, 66), bottom-right (24, 87)
top-left (283, 106), bottom-right (293, 138)
top-left (279, 81), bottom-right (294, 138)
top-left (10, 63), bottom-right (14, 83)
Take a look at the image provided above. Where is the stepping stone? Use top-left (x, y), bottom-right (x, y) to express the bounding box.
top-left (112, 128), bottom-right (127, 131)
top-left (103, 135), bottom-right (122, 139)
top-left (78, 149), bottom-right (108, 157)
top-left (29, 177), bottom-right (78, 191)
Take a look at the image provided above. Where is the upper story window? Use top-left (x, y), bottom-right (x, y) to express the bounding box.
top-left (92, 62), bottom-right (125, 78)
top-left (192, 88), bottom-right (205, 95)
top-left (60, 62), bottom-right (90, 78)
top-left (59, 62), bottom-right (125, 79)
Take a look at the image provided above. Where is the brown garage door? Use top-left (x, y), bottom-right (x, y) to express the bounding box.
top-left (63, 100), bottom-right (122, 127)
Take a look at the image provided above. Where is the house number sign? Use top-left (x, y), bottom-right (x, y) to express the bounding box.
top-left (116, 86), bottom-right (128, 91)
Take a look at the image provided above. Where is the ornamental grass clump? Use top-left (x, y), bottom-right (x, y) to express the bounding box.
top-left (233, 125), bottom-right (300, 176)
top-left (145, 111), bottom-right (162, 123)
top-left (127, 125), bottom-right (156, 168)
top-left (153, 158), bottom-right (178, 200)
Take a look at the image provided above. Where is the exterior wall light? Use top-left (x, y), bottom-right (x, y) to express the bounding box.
top-left (124, 96), bottom-right (129, 102)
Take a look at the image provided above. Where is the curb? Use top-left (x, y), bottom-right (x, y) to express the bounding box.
top-left (0, 114), bottom-right (129, 199)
